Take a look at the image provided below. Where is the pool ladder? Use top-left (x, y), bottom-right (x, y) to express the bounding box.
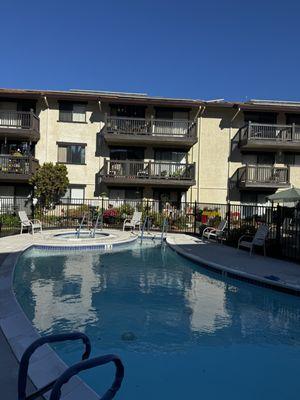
top-left (140, 217), bottom-right (168, 244)
top-left (18, 332), bottom-right (124, 400)
top-left (90, 211), bottom-right (103, 238)
top-left (77, 211), bottom-right (103, 238)
top-left (76, 212), bottom-right (88, 238)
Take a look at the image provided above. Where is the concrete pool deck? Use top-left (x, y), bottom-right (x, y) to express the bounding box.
top-left (167, 235), bottom-right (300, 295)
top-left (1, 230), bottom-right (300, 399)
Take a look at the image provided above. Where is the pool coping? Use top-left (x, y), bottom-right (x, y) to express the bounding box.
top-left (0, 231), bottom-right (139, 400)
top-left (166, 237), bottom-right (300, 296)
top-left (0, 248), bottom-right (101, 400)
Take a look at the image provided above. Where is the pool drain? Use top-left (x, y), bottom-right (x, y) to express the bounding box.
top-left (121, 332), bottom-right (137, 341)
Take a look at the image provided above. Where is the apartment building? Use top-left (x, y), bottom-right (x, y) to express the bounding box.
top-left (0, 89), bottom-right (198, 208)
top-left (0, 88), bottom-right (300, 206)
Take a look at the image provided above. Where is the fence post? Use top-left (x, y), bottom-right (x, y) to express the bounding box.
top-left (194, 201), bottom-right (197, 235)
top-left (275, 204), bottom-right (281, 252)
top-left (227, 202), bottom-right (231, 238)
top-left (66, 202), bottom-right (69, 229)
top-left (31, 197), bottom-right (35, 220)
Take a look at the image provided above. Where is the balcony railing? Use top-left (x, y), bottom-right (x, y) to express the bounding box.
top-left (105, 116), bottom-right (197, 138)
top-left (237, 165), bottom-right (289, 188)
top-left (101, 159), bottom-right (195, 181)
top-left (239, 122), bottom-right (300, 144)
top-left (0, 155), bottom-right (39, 178)
top-left (0, 110), bottom-right (40, 134)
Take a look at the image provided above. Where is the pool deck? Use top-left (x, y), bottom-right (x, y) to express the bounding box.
top-left (167, 235), bottom-right (300, 295)
top-left (1, 230), bottom-right (300, 399)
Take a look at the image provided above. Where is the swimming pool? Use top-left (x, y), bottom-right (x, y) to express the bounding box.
top-left (14, 242), bottom-right (300, 399)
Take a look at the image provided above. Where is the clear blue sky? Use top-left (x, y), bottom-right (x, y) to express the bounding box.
top-left (1, 0), bottom-right (300, 101)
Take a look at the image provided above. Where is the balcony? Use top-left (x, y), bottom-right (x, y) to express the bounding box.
top-left (0, 111), bottom-right (40, 141)
top-left (0, 155), bottom-right (39, 182)
top-left (236, 165), bottom-right (290, 189)
top-left (238, 122), bottom-right (300, 151)
top-left (100, 159), bottom-right (196, 188)
top-left (103, 116), bottom-right (197, 148)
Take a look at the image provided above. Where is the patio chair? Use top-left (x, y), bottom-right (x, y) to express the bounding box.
top-left (238, 224), bottom-right (269, 256)
top-left (123, 211), bottom-right (142, 232)
top-left (202, 219), bottom-right (227, 241)
top-left (18, 211), bottom-right (42, 234)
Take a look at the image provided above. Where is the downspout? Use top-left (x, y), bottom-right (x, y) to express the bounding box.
top-left (228, 107), bottom-right (241, 201)
top-left (197, 106), bottom-right (206, 202)
top-left (43, 96), bottom-right (49, 162)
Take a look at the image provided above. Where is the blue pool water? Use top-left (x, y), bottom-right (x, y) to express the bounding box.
top-left (14, 243), bottom-right (300, 399)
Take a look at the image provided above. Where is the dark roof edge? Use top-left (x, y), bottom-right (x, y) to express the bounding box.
top-left (1, 88), bottom-right (300, 112)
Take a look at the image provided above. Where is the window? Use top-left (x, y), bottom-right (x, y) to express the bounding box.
top-left (109, 147), bottom-right (144, 160)
top-left (57, 143), bottom-right (86, 164)
top-left (110, 104), bottom-right (146, 118)
top-left (283, 153), bottom-right (295, 165)
top-left (109, 188), bottom-right (143, 200)
top-left (286, 114), bottom-right (300, 125)
top-left (240, 191), bottom-right (270, 204)
top-left (155, 107), bottom-right (190, 120)
top-left (244, 112), bottom-right (277, 124)
top-left (61, 185), bottom-right (85, 204)
top-left (257, 153), bottom-right (275, 165)
top-left (155, 150), bottom-right (187, 163)
top-left (59, 102), bottom-right (86, 123)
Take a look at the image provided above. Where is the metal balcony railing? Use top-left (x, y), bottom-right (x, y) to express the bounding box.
top-left (105, 116), bottom-right (197, 138)
top-left (237, 165), bottom-right (289, 186)
top-left (0, 110), bottom-right (39, 133)
top-left (239, 122), bottom-right (300, 143)
top-left (101, 159), bottom-right (196, 180)
top-left (0, 155), bottom-right (39, 176)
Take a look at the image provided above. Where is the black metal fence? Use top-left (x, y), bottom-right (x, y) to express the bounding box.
top-left (0, 196), bottom-right (300, 262)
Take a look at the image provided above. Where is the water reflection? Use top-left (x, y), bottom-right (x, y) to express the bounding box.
top-left (14, 245), bottom-right (300, 349)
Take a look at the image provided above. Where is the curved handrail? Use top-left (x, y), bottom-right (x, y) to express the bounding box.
top-left (49, 354), bottom-right (124, 400)
top-left (18, 332), bottom-right (91, 400)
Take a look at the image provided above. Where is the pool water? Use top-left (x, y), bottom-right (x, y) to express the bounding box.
top-left (54, 231), bottom-right (110, 240)
top-left (14, 243), bottom-right (300, 399)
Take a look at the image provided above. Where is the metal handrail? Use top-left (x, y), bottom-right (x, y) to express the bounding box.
top-left (161, 218), bottom-right (168, 242)
top-left (49, 354), bottom-right (124, 400)
top-left (77, 212), bottom-right (87, 238)
top-left (140, 217), bottom-right (148, 244)
top-left (18, 332), bottom-right (91, 400)
top-left (91, 211), bottom-right (103, 237)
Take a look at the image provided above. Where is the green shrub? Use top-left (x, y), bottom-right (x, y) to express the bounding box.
top-left (118, 204), bottom-right (134, 218)
top-left (226, 225), bottom-right (256, 247)
top-left (0, 214), bottom-right (19, 227)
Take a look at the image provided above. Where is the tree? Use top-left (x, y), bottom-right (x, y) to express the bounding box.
top-left (29, 163), bottom-right (69, 209)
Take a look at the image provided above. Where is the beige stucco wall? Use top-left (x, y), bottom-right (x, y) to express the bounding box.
top-left (32, 99), bottom-right (300, 204)
top-left (36, 99), bottom-right (105, 198)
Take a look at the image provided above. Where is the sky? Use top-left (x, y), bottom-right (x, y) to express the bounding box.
top-left (1, 0), bottom-right (300, 101)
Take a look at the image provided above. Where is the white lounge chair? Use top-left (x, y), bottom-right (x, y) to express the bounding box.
top-left (238, 224), bottom-right (269, 256)
top-left (202, 219), bottom-right (227, 241)
top-left (18, 211), bottom-right (42, 234)
top-left (123, 211), bottom-right (142, 231)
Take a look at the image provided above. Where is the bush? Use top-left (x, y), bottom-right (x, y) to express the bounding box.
top-left (103, 208), bottom-right (120, 224)
top-left (0, 214), bottom-right (19, 227)
top-left (118, 204), bottom-right (134, 218)
top-left (30, 163), bottom-right (69, 209)
top-left (226, 225), bottom-right (257, 247)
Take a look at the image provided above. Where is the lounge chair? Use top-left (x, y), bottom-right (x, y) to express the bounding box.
top-left (238, 224), bottom-right (269, 256)
top-left (18, 211), bottom-right (42, 234)
top-left (202, 219), bottom-right (227, 241)
top-left (123, 211), bottom-right (142, 231)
